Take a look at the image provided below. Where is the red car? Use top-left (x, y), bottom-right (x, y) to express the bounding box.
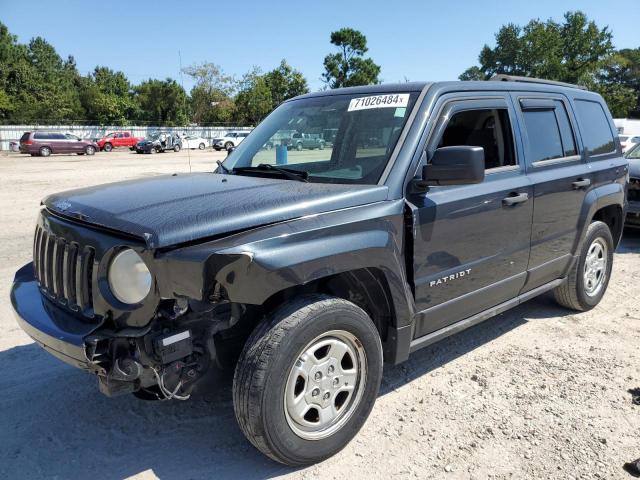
top-left (96, 131), bottom-right (143, 152)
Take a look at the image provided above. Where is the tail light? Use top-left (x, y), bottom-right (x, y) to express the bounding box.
top-left (22, 140), bottom-right (33, 145)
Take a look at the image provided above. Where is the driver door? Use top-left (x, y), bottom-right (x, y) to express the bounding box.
top-left (407, 95), bottom-right (533, 338)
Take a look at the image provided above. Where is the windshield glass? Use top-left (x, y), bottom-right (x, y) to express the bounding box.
top-left (222, 91), bottom-right (419, 184)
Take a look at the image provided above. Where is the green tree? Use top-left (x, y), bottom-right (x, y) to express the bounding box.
top-left (79, 67), bottom-right (136, 124)
top-left (182, 62), bottom-right (237, 124)
top-left (234, 67), bottom-right (272, 125)
top-left (133, 78), bottom-right (188, 125)
top-left (322, 28), bottom-right (380, 88)
top-left (460, 11), bottom-right (636, 116)
top-left (598, 48), bottom-right (640, 118)
top-left (263, 59), bottom-right (308, 109)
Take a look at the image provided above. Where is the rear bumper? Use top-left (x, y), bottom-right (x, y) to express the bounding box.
top-left (10, 263), bottom-right (103, 371)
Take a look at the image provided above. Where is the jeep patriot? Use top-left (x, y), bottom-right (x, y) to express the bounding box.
top-left (11, 76), bottom-right (628, 465)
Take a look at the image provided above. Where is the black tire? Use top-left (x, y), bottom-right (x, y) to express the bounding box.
top-left (553, 220), bottom-right (614, 311)
top-left (233, 294), bottom-right (383, 466)
top-left (296, 142), bottom-right (303, 151)
top-left (103, 143), bottom-right (113, 152)
top-left (198, 143), bottom-right (206, 150)
top-left (85, 145), bottom-right (96, 155)
top-left (174, 144), bottom-right (181, 152)
top-left (214, 147), bottom-right (221, 151)
top-left (39, 146), bottom-right (51, 157)
top-left (76, 153), bottom-right (85, 155)
top-left (224, 141), bottom-right (234, 150)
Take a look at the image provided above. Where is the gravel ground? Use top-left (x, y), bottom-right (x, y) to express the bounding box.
top-left (0, 149), bottom-right (639, 480)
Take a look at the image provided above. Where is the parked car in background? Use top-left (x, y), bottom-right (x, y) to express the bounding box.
top-left (19, 131), bottom-right (98, 157)
top-left (212, 131), bottom-right (250, 151)
top-left (625, 143), bottom-right (640, 228)
top-left (291, 132), bottom-right (326, 150)
top-left (180, 134), bottom-right (208, 150)
top-left (9, 141), bottom-right (19, 152)
top-left (135, 132), bottom-right (182, 153)
top-left (619, 135), bottom-right (640, 153)
top-left (96, 131), bottom-right (143, 152)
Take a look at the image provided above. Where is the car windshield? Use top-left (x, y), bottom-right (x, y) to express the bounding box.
top-left (223, 91), bottom-right (419, 184)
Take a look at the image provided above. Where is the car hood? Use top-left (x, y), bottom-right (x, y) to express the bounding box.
top-left (43, 173), bottom-right (389, 248)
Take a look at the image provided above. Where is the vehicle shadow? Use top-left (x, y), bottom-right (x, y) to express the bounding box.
top-left (0, 294), bottom-right (570, 480)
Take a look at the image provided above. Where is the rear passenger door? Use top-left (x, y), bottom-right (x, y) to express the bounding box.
top-left (511, 94), bottom-right (591, 292)
top-left (408, 95), bottom-right (534, 338)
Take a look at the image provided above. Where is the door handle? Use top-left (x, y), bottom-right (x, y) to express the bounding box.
top-left (502, 192), bottom-right (529, 206)
top-left (572, 178), bottom-right (591, 189)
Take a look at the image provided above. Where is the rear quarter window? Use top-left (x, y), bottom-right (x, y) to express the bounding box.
top-left (20, 132), bottom-right (31, 142)
top-left (574, 100), bottom-right (615, 155)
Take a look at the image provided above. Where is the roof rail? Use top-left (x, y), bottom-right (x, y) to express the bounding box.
top-left (490, 74), bottom-right (587, 91)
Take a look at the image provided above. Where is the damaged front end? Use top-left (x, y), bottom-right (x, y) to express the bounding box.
top-left (11, 208), bottom-right (251, 400)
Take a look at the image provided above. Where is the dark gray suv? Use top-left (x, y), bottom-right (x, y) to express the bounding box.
top-left (11, 76), bottom-right (627, 466)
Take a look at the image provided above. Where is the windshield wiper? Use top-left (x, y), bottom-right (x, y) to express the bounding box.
top-left (233, 164), bottom-right (309, 182)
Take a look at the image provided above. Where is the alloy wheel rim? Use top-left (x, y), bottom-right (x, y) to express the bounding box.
top-left (583, 237), bottom-right (607, 297)
top-left (284, 329), bottom-right (367, 440)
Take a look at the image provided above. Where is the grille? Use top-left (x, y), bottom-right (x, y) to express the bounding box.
top-left (33, 224), bottom-right (95, 316)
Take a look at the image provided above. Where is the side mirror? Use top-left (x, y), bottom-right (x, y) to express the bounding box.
top-left (422, 146), bottom-right (485, 186)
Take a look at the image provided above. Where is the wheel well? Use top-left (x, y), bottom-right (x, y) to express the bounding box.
top-left (261, 268), bottom-right (395, 342)
top-left (592, 204), bottom-right (623, 246)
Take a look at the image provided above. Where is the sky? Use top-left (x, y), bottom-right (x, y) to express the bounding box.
top-left (1, 0), bottom-right (638, 92)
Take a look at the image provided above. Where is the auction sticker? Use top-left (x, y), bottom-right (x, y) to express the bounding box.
top-left (348, 93), bottom-right (410, 112)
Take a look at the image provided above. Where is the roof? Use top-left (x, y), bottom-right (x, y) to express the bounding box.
top-left (288, 78), bottom-right (600, 102)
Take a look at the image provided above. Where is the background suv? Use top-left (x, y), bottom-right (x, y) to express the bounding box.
top-left (212, 131), bottom-right (250, 150)
top-left (19, 131), bottom-right (98, 157)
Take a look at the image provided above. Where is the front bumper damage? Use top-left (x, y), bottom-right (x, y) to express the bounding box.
top-left (11, 262), bottom-right (226, 399)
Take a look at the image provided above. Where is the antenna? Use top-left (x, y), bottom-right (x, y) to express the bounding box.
top-left (178, 50), bottom-right (192, 173)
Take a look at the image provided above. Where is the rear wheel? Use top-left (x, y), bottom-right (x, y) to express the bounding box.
top-left (233, 295), bottom-right (383, 466)
top-left (103, 143), bottom-right (113, 152)
top-left (39, 146), bottom-right (51, 157)
top-left (173, 144), bottom-right (181, 152)
top-left (554, 220), bottom-right (613, 311)
top-left (296, 142), bottom-right (303, 151)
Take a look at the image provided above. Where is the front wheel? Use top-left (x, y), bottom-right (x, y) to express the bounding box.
top-left (198, 143), bottom-right (205, 150)
top-left (553, 220), bottom-right (614, 311)
top-left (85, 145), bottom-right (96, 155)
top-left (173, 144), bottom-right (181, 152)
top-left (233, 295), bottom-right (383, 466)
top-left (103, 143), bottom-right (113, 152)
top-left (224, 141), bottom-right (234, 150)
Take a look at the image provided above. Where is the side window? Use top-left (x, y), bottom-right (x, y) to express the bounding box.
top-left (437, 108), bottom-right (516, 170)
top-left (554, 101), bottom-right (577, 157)
top-left (33, 132), bottom-right (45, 140)
top-left (574, 99), bottom-right (615, 155)
top-left (53, 133), bottom-right (66, 140)
top-left (124, 132), bottom-right (130, 138)
top-left (521, 109), bottom-right (563, 162)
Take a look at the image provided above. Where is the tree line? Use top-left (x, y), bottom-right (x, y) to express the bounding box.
top-left (0, 11), bottom-right (638, 127)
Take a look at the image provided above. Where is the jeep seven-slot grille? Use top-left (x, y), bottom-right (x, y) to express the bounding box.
top-left (33, 225), bottom-right (95, 316)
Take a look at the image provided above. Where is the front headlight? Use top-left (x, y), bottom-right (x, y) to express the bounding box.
top-left (108, 249), bottom-right (152, 304)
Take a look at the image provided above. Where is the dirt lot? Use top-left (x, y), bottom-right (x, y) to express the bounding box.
top-left (0, 149), bottom-right (639, 480)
